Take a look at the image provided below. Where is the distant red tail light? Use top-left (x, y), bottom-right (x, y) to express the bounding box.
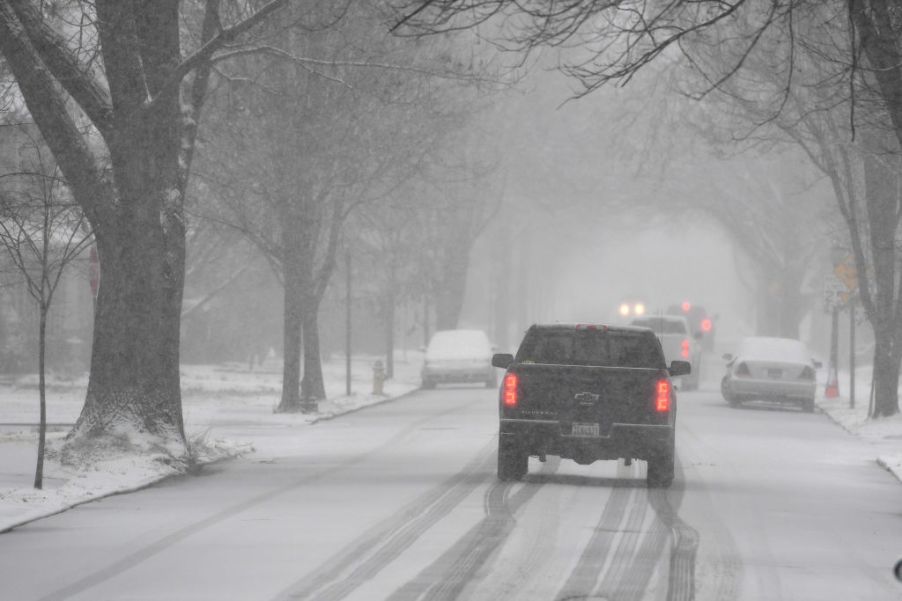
top-left (681, 339), bottom-right (690, 359)
top-left (502, 373), bottom-right (519, 407)
top-left (655, 379), bottom-right (671, 412)
top-left (701, 318), bottom-right (712, 332)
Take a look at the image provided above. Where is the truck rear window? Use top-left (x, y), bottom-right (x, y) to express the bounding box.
top-left (515, 330), bottom-right (664, 368)
top-left (630, 318), bottom-right (687, 334)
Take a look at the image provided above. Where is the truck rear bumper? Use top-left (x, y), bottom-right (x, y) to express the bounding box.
top-left (500, 418), bottom-right (672, 463)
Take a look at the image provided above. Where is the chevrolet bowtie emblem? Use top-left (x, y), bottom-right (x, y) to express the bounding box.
top-left (574, 392), bottom-right (600, 404)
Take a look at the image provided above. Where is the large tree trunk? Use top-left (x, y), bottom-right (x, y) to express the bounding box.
top-left (435, 247), bottom-right (469, 330)
top-left (301, 305), bottom-right (326, 402)
top-left (864, 147), bottom-right (901, 418)
top-left (871, 332), bottom-right (900, 418)
top-left (756, 272), bottom-right (781, 337)
top-left (777, 263), bottom-right (806, 339)
top-left (0, 0), bottom-right (294, 450)
top-left (70, 197), bottom-right (187, 445)
top-left (67, 67), bottom-right (187, 445)
top-left (279, 254), bottom-right (303, 412)
top-left (852, 2), bottom-right (902, 418)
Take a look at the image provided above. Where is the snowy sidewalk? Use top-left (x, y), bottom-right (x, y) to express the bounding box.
top-left (816, 365), bottom-right (902, 483)
top-left (0, 353), bottom-right (423, 533)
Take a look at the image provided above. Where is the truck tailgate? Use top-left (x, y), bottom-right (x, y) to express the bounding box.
top-left (508, 363), bottom-right (666, 434)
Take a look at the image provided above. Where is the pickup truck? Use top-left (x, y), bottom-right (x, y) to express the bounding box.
top-left (491, 324), bottom-right (690, 488)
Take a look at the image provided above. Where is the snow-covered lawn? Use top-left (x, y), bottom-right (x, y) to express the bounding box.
top-left (0, 353), bottom-right (423, 533)
top-left (816, 364), bottom-right (902, 484)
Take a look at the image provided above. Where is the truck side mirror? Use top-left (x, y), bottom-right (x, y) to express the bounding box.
top-left (669, 360), bottom-right (691, 377)
top-left (492, 353), bottom-right (514, 369)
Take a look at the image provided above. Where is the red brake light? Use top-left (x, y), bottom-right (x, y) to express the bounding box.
top-left (701, 318), bottom-right (712, 332)
top-left (681, 339), bottom-right (690, 359)
top-left (656, 379), bottom-right (671, 412)
top-left (502, 373), bottom-right (519, 407)
top-left (681, 301), bottom-right (691, 312)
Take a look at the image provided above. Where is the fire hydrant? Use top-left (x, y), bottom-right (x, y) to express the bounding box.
top-left (372, 360), bottom-right (385, 395)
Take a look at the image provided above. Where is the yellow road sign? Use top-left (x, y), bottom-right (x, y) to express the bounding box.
top-left (834, 257), bottom-right (858, 292)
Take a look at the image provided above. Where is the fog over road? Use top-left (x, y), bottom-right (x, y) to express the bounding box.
top-left (1, 381), bottom-right (900, 601)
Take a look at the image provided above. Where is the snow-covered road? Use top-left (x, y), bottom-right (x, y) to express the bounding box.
top-left (1, 385), bottom-right (901, 600)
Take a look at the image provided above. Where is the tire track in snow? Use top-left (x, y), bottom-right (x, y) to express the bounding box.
top-left (385, 457), bottom-right (561, 601)
top-left (642, 456), bottom-right (699, 601)
top-left (595, 472), bottom-right (652, 600)
top-left (553, 467), bottom-right (635, 601)
top-left (36, 398), bottom-right (482, 601)
top-left (555, 457), bottom-right (700, 601)
top-left (274, 441), bottom-right (497, 601)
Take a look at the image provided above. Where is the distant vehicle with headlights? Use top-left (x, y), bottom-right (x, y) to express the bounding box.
top-left (491, 324), bottom-right (691, 488)
top-left (720, 337), bottom-right (819, 412)
top-left (617, 299), bottom-right (648, 319)
top-left (421, 329), bottom-right (495, 389)
top-left (668, 302), bottom-right (716, 352)
top-left (630, 315), bottom-right (701, 390)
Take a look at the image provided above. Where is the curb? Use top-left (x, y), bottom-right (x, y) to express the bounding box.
top-left (817, 399), bottom-right (902, 486)
top-left (0, 451), bottom-right (242, 535)
top-left (876, 456), bottom-right (902, 485)
top-left (306, 385), bottom-right (421, 425)
top-left (814, 399), bottom-right (859, 437)
top-left (0, 384), bottom-right (422, 534)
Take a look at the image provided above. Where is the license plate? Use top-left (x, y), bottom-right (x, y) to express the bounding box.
top-left (767, 368), bottom-right (782, 379)
top-left (571, 423), bottom-right (600, 437)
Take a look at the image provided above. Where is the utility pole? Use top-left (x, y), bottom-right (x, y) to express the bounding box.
top-left (345, 251), bottom-right (352, 397)
top-left (423, 294), bottom-right (430, 348)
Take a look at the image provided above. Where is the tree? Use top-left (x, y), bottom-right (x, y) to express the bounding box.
top-left (392, 0), bottom-right (902, 417)
top-left (0, 0), bottom-right (297, 452)
top-left (681, 3), bottom-right (902, 416)
top-left (197, 3), bottom-right (471, 409)
top-left (0, 132), bottom-right (92, 488)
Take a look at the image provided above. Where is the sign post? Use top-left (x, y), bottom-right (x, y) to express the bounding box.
top-left (834, 256), bottom-right (859, 409)
top-left (849, 295), bottom-right (855, 409)
top-left (823, 275), bottom-right (843, 399)
top-left (826, 306), bottom-right (840, 398)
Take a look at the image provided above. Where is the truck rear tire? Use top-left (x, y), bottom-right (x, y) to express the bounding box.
top-left (647, 454), bottom-right (674, 488)
top-left (498, 437), bottom-right (528, 481)
top-left (647, 434), bottom-right (674, 488)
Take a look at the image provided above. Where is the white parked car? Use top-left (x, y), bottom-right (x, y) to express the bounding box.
top-left (630, 315), bottom-right (701, 390)
top-left (720, 337), bottom-right (820, 412)
top-left (422, 329), bottom-right (495, 389)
